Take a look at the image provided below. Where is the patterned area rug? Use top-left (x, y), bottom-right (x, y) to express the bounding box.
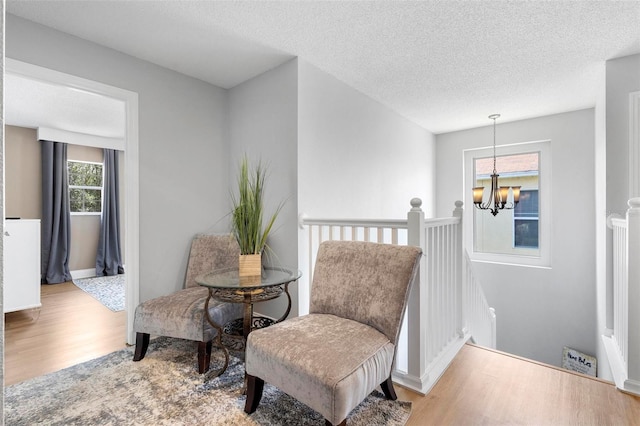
top-left (5, 337), bottom-right (411, 425)
top-left (73, 274), bottom-right (125, 312)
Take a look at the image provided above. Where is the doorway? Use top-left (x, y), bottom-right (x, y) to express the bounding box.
top-left (4, 58), bottom-right (140, 345)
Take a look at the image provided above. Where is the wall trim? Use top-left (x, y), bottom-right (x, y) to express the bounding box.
top-left (38, 126), bottom-right (125, 150)
top-left (6, 58), bottom-right (140, 345)
top-left (392, 334), bottom-right (468, 395)
top-left (70, 269), bottom-right (96, 280)
top-left (463, 139), bottom-right (552, 268)
top-left (630, 91), bottom-right (640, 198)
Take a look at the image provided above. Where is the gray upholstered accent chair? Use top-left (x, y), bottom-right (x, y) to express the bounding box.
top-left (244, 240), bottom-right (422, 426)
top-left (132, 233), bottom-right (242, 373)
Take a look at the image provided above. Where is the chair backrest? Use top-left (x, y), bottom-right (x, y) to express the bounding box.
top-left (184, 234), bottom-right (240, 288)
top-left (309, 240), bottom-right (422, 344)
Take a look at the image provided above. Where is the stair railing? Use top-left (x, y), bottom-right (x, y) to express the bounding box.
top-left (605, 198), bottom-right (640, 396)
top-left (463, 250), bottom-right (496, 349)
top-left (298, 198), bottom-right (496, 394)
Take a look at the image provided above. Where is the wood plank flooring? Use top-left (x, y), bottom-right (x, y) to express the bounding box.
top-left (4, 281), bottom-right (127, 386)
top-left (5, 284), bottom-right (640, 424)
top-left (396, 343), bottom-right (640, 425)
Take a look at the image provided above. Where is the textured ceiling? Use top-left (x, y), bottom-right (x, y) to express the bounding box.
top-left (6, 1), bottom-right (640, 135)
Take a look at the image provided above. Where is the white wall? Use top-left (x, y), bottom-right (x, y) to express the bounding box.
top-left (606, 54), bottom-right (640, 215)
top-left (298, 60), bottom-right (436, 220)
top-left (602, 53), bottom-right (640, 380)
top-left (228, 59), bottom-right (299, 318)
top-left (436, 109), bottom-right (597, 368)
top-left (594, 63), bottom-right (611, 380)
top-left (1, 0), bottom-right (6, 415)
top-left (6, 15), bottom-right (231, 301)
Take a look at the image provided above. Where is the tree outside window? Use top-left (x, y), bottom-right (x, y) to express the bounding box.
top-left (68, 160), bottom-right (103, 214)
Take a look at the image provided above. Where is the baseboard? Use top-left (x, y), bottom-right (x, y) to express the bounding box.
top-left (70, 269), bottom-right (96, 280)
top-left (71, 265), bottom-right (126, 281)
top-left (393, 333), bottom-right (469, 395)
top-left (602, 334), bottom-right (640, 396)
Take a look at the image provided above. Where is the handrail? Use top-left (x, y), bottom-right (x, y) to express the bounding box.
top-left (300, 216), bottom-right (459, 228)
top-left (300, 217), bottom-right (407, 228)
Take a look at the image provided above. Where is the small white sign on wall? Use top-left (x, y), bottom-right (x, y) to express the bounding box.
top-left (562, 347), bottom-right (597, 377)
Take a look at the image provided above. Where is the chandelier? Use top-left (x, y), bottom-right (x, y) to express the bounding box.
top-left (472, 114), bottom-right (521, 216)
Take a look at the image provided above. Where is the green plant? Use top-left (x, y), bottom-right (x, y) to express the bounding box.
top-left (231, 155), bottom-right (282, 255)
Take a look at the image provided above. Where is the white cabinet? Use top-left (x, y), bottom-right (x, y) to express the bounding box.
top-left (4, 219), bottom-right (41, 313)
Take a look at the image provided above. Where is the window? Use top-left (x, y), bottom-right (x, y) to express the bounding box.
top-left (473, 151), bottom-right (539, 256)
top-left (514, 190), bottom-right (539, 248)
top-left (464, 140), bottom-right (551, 267)
top-left (68, 160), bottom-right (103, 214)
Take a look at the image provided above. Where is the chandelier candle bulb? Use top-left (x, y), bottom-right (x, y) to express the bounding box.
top-left (473, 187), bottom-right (485, 204)
top-left (512, 186), bottom-right (521, 204)
top-left (499, 186), bottom-right (510, 205)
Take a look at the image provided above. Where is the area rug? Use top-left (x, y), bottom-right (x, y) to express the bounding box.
top-left (5, 337), bottom-right (411, 425)
top-left (73, 274), bottom-right (125, 312)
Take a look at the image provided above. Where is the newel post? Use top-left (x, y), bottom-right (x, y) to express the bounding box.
top-left (452, 201), bottom-right (466, 337)
top-left (406, 198), bottom-right (427, 387)
top-left (626, 198), bottom-right (640, 391)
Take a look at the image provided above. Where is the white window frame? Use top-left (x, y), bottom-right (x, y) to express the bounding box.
top-left (464, 140), bottom-right (552, 268)
top-left (68, 159), bottom-right (104, 216)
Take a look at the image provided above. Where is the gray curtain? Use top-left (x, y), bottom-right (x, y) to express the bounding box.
top-left (96, 148), bottom-right (124, 276)
top-left (41, 140), bottom-right (73, 284)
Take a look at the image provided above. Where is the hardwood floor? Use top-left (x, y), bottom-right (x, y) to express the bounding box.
top-left (4, 281), bottom-right (127, 386)
top-left (5, 287), bottom-right (640, 424)
top-left (396, 343), bottom-right (640, 425)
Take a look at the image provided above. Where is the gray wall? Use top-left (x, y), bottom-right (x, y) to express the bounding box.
top-left (6, 15), bottom-right (232, 301)
top-left (228, 59), bottom-right (299, 319)
top-left (436, 109), bottom-right (597, 368)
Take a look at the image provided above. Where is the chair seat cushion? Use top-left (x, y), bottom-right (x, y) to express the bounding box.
top-left (134, 287), bottom-right (242, 342)
top-left (246, 313), bottom-right (395, 424)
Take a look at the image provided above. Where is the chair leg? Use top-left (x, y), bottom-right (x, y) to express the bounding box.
top-left (244, 374), bottom-right (265, 414)
top-left (197, 341), bottom-right (212, 374)
top-left (380, 375), bottom-right (397, 400)
top-left (132, 333), bottom-right (150, 361)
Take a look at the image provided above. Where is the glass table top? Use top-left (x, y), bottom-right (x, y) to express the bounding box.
top-left (196, 266), bottom-right (301, 290)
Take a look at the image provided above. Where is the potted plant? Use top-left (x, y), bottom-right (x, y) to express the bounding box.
top-left (231, 155), bottom-right (282, 277)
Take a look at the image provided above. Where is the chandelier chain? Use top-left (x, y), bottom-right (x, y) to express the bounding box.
top-left (493, 117), bottom-right (497, 174)
top-left (472, 113), bottom-right (520, 216)
top-left (489, 113), bottom-right (500, 174)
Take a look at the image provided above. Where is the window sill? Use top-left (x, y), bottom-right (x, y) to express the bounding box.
top-left (470, 258), bottom-right (552, 270)
top-left (469, 254), bottom-right (552, 270)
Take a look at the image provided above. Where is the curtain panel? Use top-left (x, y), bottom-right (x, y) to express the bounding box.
top-left (96, 148), bottom-right (124, 276)
top-left (41, 140), bottom-right (72, 284)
